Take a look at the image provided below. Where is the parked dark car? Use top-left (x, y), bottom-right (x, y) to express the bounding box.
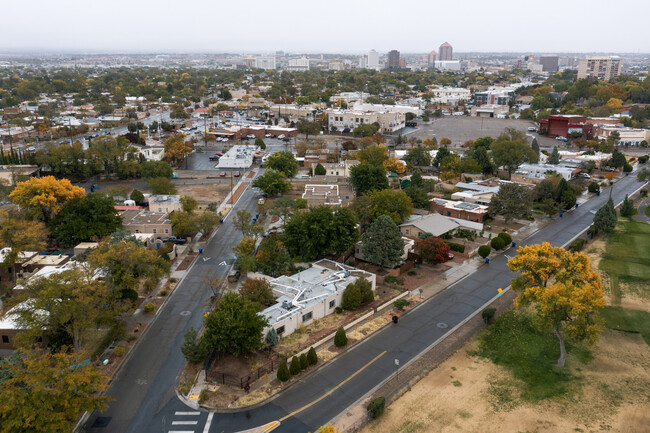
top-left (162, 236), bottom-right (187, 245)
top-left (209, 155), bottom-right (219, 161)
top-left (227, 269), bottom-right (241, 282)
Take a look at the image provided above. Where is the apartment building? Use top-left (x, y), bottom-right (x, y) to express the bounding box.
top-left (577, 57), bottom-right (622, 81)
top-left (428, 87), bottom-right (471, 105)
top-left (147, 195), bottom-right (182, 214)
top-left (326, 109), bottom-right (405, 134)
top-left (430, 198), bottom-right (489, 223)
top-left (120, 210), bottom-right (172, 239)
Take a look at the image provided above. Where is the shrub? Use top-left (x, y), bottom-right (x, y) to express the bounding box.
top-left (143, 302), bottom-right (155, 313)
top-left (478, 245), bottom-right (491, 258)
top-left (159, 290), bottom-right (168, 296)
top-left (407, 269), bottom-right (417, 276)
top-left (497, 232), bottom-right (512, 245)
top-left (289, 356), bottom-right (301, 375)
top-left (446, 242), bottom-right (465, 253)
top-left (277, 361), bottom-right (290, 382)
top-left (342, 282), bottom-right (363, 310)
top-left (307, 347), bottom-right (318, 365)
top-left (623, 163), bottom-right (633, 173)
top-left (367, 397), bottom-right (386, 419)
top-left (113, 346), bottom-right (125, 357)
top-left (199, 389), bottom-right (209, 404)
top-left (334, 327), bottom-right (348, 347)
top-left (384, 275), bottom-right (403, 285)
top-left (356, 277), bottom-right (375, 305)
top-left (265, 328), bottom-right (279, 347)
top-left (299, 354), bottom-right (309, 370)
top-left (588, 182), bottom-right (600, 193)
top-left (568, 238), bottom-right (586, 252)
top-left (490, 237), bottom-right (506, 250)
top-left (482, 308), bottom-right (496, 324)
top-left (393, 299), bottom-right (410, 310)
top-left (335, 306), bottom-right (343, 314)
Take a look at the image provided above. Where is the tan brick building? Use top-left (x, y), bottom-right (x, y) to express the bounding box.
top-left (120, 210), bottom-right (172, 239)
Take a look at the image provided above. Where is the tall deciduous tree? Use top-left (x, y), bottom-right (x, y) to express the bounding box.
top-left (0, 212), bottom-right (47, 282)
top-left (265, 151), bottom-right (298, 178)
top-left (508, 243), bottom-right (605, 367)
top-left (252, 170), bottom-right (291, 197)
top-left (296, 119), bottom-right (321, 140)
top-left (202, 293), bottom-right (268, 356)
top-left (490, 128), bottom-right (538, 180)
top-left (255, 234), bottom-right (291, 277)
top-left (0, 350), bottom-right (110, 433)
top-left (49, 193), bottom-right (123, 247)
top-left (349, 164), bottom-right (388, 195)
top-left (140, 160), bottom-right (173, 179)
top-left (13, 266), bottom-right (117, 351)
top-left (361, 215), bottom-right (404, 269)
top-left (367, 189), bottom-right (413, 225)
top-left (417, 236), bottom-right (450, 264)
top-left (9, 176), bottom-right (86, 223)
top-left (87, 240), bottom-right (170, 298)
top-left (163, 133), bottom-right (193, 167)
top-left (488, 183), bottom-right (533, 222)
top-left (356, 144), bottom-right (388, 166)
top-left (283, 206), bottom-right (358, 261)
top-left (239, 277), bottom-right (276, 307)
top-left (403, 146), bottom-right (431, 166)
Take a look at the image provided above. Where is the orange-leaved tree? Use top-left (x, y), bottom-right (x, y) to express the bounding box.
top-left (507, 242), bottom-right (605, 368)
top-left (9, 175), bottom-right (85, 223)
top-left (163, 133), bottom-right (193, 167)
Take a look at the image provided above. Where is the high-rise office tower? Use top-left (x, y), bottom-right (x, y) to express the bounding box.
top-left (439, 42), bottom-right (453, 61)
top-left (387, 50), bottom-right (400, 70)
top-left (367, 49), bottom-right (379, 70)
top-left (539, 55), bottom-right (559, 72)
top-left (577, 56), bottom-right (622, 81)
top-left (428, 50), bottom-right (437, 68)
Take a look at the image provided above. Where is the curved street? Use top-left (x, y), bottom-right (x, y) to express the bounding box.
top-left (84, 171), bottom-right (647, 433)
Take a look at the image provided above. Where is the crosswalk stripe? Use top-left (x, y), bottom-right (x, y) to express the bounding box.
top-left (172, 421), bottom-right (198, 425)
top-left (174, 412), bottom-right (201, 416)
top-left (203, 413), bottom-right (214, 433)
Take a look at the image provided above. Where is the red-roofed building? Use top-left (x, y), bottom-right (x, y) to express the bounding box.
top-left (192, 108), bottom-right (210, 118)
top-left (539, 115), bottom-right (593, 139)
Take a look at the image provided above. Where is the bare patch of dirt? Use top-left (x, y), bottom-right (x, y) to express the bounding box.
top-left (361, 327), bottom-right (650, 433)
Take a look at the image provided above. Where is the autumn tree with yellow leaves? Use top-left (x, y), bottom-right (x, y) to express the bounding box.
top-left (382, 156), bottom-right (406, 175)
top-left (163, 133), bottom-right (194, 167)
top-left (507, 243), bottom-right (605, 368)
top-left (9, 176), bottom-right (85, 223)
top-left (0, 212), bottom-right (47, 283)
top-left (0, 350), bottom-right (110, 433)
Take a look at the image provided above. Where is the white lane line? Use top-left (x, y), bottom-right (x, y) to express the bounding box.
top-left (172, 420), bottom-right (199, 425)
top-left (203, 412), bottom-right (214, 433)
top-left (174, 411), bottom-right (201, 416)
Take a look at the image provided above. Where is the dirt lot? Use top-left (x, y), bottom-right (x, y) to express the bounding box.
top-left (362, 327), bottom-right (650, 433)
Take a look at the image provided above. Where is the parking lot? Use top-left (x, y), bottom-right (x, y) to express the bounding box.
top-left (407, 116), bottom-right (558, 148)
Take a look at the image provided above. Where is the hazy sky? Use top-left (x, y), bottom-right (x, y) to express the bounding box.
top-left (2, 0), bottom-right (649, 54)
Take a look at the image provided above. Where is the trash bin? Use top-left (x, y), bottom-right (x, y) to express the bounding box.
top-left (199, 248), bottom-right (203, 254)
top-left (512, 242), bottom-right (516, 248)
top-left (596, 190), bottom-right (601, 196)
top-left (220, 218), bottom-right (224, 224)
top-left (559, 212), bottom-right (563, 218)
top-left (392, 315), bottom-right (399, 324)
top-left (575, 203), bottom-right (579, 208)
top-left (485, 257), bottom-right (490, 264)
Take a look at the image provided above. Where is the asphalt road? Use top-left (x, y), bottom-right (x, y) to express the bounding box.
top-left (83, 171), bottom-right (263, 433)
top-left (85, 168), bottom-right (646, 433)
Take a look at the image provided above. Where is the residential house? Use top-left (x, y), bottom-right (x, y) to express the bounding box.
top-left (399, 213), bottom-right (461, 238)
top-left (261, 260), bottom-right (376, 338)
top-left (355, 237), bottom-right (415, 265)
top-left (430, 198), bottom-right (489, 223)
top-left (147, 195), bottom-right (182, 214)
top-left (302, 184), bottom-right (354, 207)
top-left (120, 210), bottom-right (172, 239)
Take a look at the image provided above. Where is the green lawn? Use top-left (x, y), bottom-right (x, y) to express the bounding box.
top-left (599, 220), bottom-right (650, 302)
top-left (476, 310), bottom-right (586, 402)
top-left (645, 204), bottom-right (650, 218)
top-left (601, 306), bottom-right (650, 346)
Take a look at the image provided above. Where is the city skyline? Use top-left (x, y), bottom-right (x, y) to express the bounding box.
top-left (2, 0), bottom-right (649, 54)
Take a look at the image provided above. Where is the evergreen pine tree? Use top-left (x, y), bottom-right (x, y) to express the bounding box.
top-left (307, 347), bottom-right (318, 365)
top-left (593, 198), bottom-right (617, 233)
top-left (289, 356), bottom-right (301, 375)
top-left (548, 146), bottom-right (560, 164)
top-left (531, 138), bottom-right (540, 157)
top-left (334, 327), bottom-right (348, 347)
top-left (299, 353), bottom-right (309, 370)
top-left (277, 361), bottom-right (290, 382)
top-left (619, 195), bottom-right (636, 217)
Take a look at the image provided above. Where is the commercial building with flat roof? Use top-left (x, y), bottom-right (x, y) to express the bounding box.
top-left (430, 199), bottom-right (489, 223)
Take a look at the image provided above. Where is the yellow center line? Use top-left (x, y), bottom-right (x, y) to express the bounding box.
top-left (263, 420), bottom-right (280, 432)
top-left (278, 350), bottom-right (387, 422)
